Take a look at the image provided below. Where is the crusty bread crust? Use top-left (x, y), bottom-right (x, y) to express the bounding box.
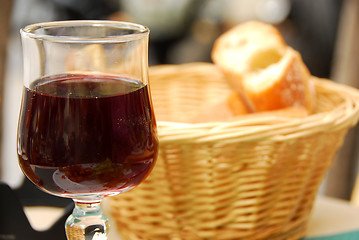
top-left (212, 21), bottom-right (287, 76)
top-left (243, 47), bottom-right (314, 112)
top-left (211, 21), bottom-right (315, 114)
top-left (188, 97), bottom-right (249, 123)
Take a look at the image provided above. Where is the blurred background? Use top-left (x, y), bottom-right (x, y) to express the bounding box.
top-left (0, 0), bottom-right (358, 215)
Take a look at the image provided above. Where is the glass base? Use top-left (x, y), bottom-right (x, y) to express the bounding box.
top-left (65, 200), bottom-right (109, 240)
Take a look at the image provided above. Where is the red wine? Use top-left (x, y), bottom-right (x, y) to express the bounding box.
top-left (17, 74), bottom-right (158, 200)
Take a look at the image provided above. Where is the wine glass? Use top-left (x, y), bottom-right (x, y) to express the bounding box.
top-left (18, 20), bottom-right (158, 239)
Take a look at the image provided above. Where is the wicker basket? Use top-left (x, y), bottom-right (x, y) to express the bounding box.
top-left (107, 63), bottom-right (359, 240)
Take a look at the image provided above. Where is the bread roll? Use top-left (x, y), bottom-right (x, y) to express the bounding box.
top-left (188, 95), bottom-right (249, 123)
top-left (212, 21), bottom-right (315, 114)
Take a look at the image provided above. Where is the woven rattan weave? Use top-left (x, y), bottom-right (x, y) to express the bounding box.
top-left (107, 63), bottom-right (359, 240)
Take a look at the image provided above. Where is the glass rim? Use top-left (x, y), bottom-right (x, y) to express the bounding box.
top-left (20, 20), bottom-right (149, 43)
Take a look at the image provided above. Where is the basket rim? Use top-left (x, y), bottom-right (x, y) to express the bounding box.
top-left (150, 63), bottom-right (359, 143)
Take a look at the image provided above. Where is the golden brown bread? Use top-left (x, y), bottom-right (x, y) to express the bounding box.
top-left (188, 93), bottom-right (249, 123)
top-left (211, 21), bottom-right (315, 115)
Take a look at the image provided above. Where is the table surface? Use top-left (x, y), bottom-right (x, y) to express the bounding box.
top-left (24, 195), bottom-right (359, 239)
top-left (303, 196), bottom-right (359, 239)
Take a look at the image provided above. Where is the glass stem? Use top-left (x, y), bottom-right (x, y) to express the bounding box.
top-left (65, 200), bottom-right (109, 240)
